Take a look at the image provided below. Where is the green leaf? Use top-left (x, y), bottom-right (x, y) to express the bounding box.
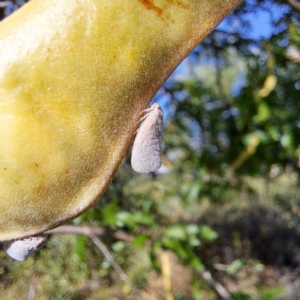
top-left (189, 252), bottom-right (204, 271)
top-left (162, 239), bottom-right (187, 259)
top-left (199, 225), bottom-right (218, 242)
top-left (111, 241), bottom-right (125, 253)
top-left (116, 211), bottom-right (154, 229)
top-left (280, 133), bottom-right (292, 149)
top-left (226, 259), bottom-right (244, 275)
top-left (260, 286), bottom-right (286, 300)
top-left (188, 235), bottom-right (201, 247)
top-left (133, 234), bottom-right (149, 247)
top-left (242, 131), bottom-right (268, 147)
top-left (74, 235), bottom-right (87, 261)
top-left (253, 102), bottom-right (271, 124)
top-left (101, 199), bottom-right (119, 227)
top-left (252, 261), bottom-right (264, 272)
top-left (164, 225), bottom-right (186, 240)
top-left (149, 241), bottom-right (161, 272)
top-left (186, 224), bottom-right (200, 235)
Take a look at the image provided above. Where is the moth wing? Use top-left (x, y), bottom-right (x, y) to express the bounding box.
top-left (4, 235), bottom-right (47, 261)
top-left (131, 108), bottom-right (163, 173)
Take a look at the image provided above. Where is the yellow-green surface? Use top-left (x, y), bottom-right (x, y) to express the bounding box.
top-left (0, 0), bottom-right (242, 241)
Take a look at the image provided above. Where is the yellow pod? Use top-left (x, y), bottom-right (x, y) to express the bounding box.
top-left (0, 0), bottom-right (242, 241)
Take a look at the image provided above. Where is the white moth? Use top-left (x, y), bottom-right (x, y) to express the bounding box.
top-left (131, 103), bottom-right (163, 173)
top-left (4, 234), bottom-right (47, 261)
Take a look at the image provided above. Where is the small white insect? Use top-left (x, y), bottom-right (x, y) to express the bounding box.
top-left (131, 103), bottom-right (164, 173)
top-left (4, 234), bottom-right (47, 261)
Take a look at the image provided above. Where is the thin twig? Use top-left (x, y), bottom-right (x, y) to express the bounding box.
top-left (199, 270), bottom-right (233, 300)
top-left (89, 234), bottom-right (144, 300)
top-left (46, 225), bottom-right (134, 243)
top-left (285, 0), bottom-right (300, 12)
top-left (27, 282), bottom-right (35, 300)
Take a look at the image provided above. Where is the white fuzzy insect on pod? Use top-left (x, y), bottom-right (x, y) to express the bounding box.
top-left (4, 234), bottom-right (47, 261)
top-left (131, 103), bottom-right (164, 173)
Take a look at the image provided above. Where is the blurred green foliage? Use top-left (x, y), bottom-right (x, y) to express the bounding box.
top-left (1, 0), bottom-right (300, 299)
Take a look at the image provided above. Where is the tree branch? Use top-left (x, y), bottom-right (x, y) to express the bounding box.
top-left (46, 225), bottom-right (134, 243)
top-left (199, 270), bottom-right (233, 300)
top-left (285, 0), bottom-right (300, 11)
